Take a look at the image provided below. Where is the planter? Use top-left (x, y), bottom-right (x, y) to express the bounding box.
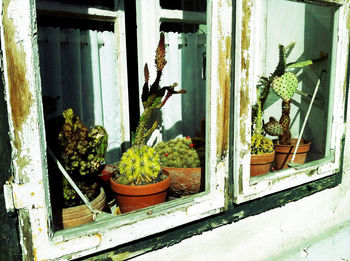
top-left (98, 164), bottom-right (117, 185)
top-left (61, 187), bottom-right (106, 229)
top-left (250, 151), bottom-right (275, 177)
top-left (162, 167), bottom-right (202, 197)
top-left (109, 170), bottom-right (171, 213)
top-left (273, 139), bottom-right (311, 170)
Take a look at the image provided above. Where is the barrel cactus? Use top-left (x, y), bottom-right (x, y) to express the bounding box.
top-left (155, 137), bottom-right (201, 168)
top-left (116, 145), bottom-right (162, 186)
top-left (251, 133), bottom-right (274, 155)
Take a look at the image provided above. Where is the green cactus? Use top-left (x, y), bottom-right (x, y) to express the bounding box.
top-left (155, 137), bottom-right (201, 168)
top-left (116, 145), bottom-right (162, 186)
top-left (264, 117), bottom-right (283, 136)
top-left (260, 43), bottom-right (327, 145)
top-left (251, 133), bottom-right (274, 155)
top-left (134, 32), bottom-right (186, 146)
top-left (271, 72), bottom-right (298, 102)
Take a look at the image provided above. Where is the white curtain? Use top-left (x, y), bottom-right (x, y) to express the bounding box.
top-left (160, 32), bottom-right (206, 141)
top-left (38, 27), bottom-right (122, 162)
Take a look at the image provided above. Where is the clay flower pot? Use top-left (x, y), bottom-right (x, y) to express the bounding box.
top-left (273, 139), bottom-right (311, 170)
top-left (250, 151), bottom-right (275, 177)
top-left (109, 170), bottom-right (171, 213)
top-left (98, 164), bottom-right (117, 185)
top-left (61, 187), bottom-right (106, 229)
top-left (162, 167), bottom-right (202, 197)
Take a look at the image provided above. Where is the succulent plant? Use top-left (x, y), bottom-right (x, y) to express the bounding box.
top-left (58, 108), bottom-right (108, 176)
top-left (57, 108), bottom-right (108, 206)
top-left (116, 145), bottom-right (162, 186)
top-left (133, 32), bottom-right (186, 146)
top-left (155, 137), bottom-right (201, 168)
top-left (251, 76), bottom-right (274, 155)
top-left (259, 43), bottom-right (327, 145)
top-left (251, 133), bottom-right (274, 155)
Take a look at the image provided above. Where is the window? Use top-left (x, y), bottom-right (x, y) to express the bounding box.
top-left (232, 0), bottom-right (349, 203)
top-left (0, 0), bottom-right (230, 260)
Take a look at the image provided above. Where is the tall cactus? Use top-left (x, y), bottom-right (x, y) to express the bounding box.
top-left (262, 43), bottom-right (327, 145)
top-left (134, 32), bottom-right (186, 146)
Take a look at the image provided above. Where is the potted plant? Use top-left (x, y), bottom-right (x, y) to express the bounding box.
top-left (250, 76), bottom-right (275, 177)
top-left (155, 136), bottom-right (202, 197)
top-left (52, 108), bottom-right (109, 228)
top-left (262, 43), bottom-right (326, 169)
top-left (110, 32), bottom-right (186, 213)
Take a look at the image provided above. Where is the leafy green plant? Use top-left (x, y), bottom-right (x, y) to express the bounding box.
top-left (116, 145), bottom-right (162, 185)
top-left (155, 137), bottom-right (201, 168)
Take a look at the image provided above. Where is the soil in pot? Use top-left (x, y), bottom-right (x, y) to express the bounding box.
top-left (273, 139), bottom-right (311, 170)
top-left (250, 151), bottom-right (275, 177)
top-left (162, 167), bottom-right (202, 197)
top-left (109, 170), bottom-right (171, 213)
top-left (61, 187), bottom-right (106, 229)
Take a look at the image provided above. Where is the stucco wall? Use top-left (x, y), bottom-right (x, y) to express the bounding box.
top-left (131, 120), bottom-right (350, 260)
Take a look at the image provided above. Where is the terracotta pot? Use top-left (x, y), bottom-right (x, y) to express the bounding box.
top-left (273, 139), bottom-right (311, 170)
top-left (98, 164), bottom-right (117, 185)
top-left (162, 167), bottom-right (202, 197)
top-left (109, 170), bottom-right (171, 213)
top-left (250, 151), bottom-right (275, 177)
top-left (62, 187), bottom-right (106, 229)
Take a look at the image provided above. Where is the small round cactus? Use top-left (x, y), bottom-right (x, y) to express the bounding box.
top-left (155, 137), bottom-right (200, 168)
top-left (251, 133), bottom-right (274, 155)
top-left (117, 145), bottom-right (162, 185)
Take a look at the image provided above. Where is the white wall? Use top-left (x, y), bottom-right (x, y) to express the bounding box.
top-left (131, 110), bottom-right (350, 261)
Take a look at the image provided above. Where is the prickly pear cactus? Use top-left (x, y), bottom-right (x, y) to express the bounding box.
top-left (264, 117), bottom-right (283, 136)
top-left (117, 145), bottom-right (162, 185)
top-left (155, 137), bottom-right (200, 168)
top-left (271, 72), bottom-right (298, 102)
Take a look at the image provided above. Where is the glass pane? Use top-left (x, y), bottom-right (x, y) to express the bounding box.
top-left (251, 0), bottom-right (337, 176)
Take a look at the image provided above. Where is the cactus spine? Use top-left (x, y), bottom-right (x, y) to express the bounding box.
top-left (117, 145), bottom-right (162, 185)
top-left (155, 137), bottom-right (201, 168)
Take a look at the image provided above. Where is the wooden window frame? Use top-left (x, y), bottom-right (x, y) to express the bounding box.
top-left (0, 0), bottom-right (231, 260)
top-left (232, 0), bottom-right (350, 204)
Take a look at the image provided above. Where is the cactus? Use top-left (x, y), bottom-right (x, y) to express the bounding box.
top-left (155, 137), bottom-right (201, 168)
top-left (264, 117), bottom-right (283, 136)
top-left (271, 72), bottom-right (298, 101)
top-left (134, 32), bottom-right (186, 146)
top-left (251, 133), bottom-right (274, 155)
top-left (116, 145), bottom-right (162, 186)
top-left (251, 77), bottom-right (274, 155)
top-left (259, 43), bottom-right (327, 145)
